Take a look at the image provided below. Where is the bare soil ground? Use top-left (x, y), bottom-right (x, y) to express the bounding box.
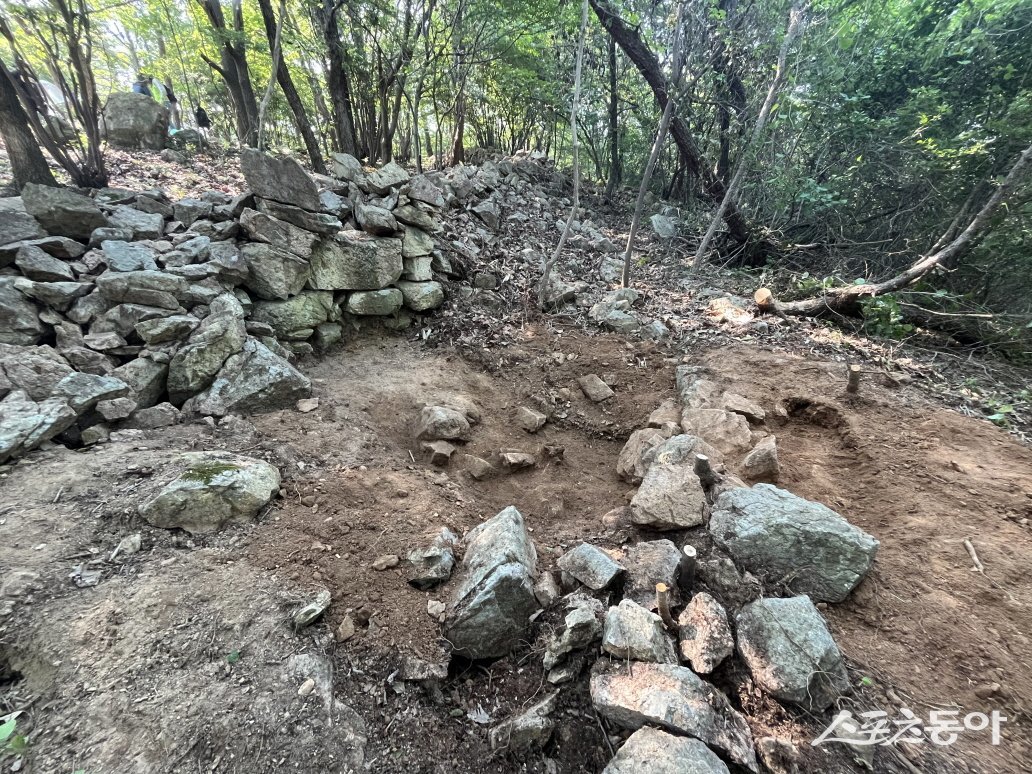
top-left (2, 324), bottom-right (1031, 774)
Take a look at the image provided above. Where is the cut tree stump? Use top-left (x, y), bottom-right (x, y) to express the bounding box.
top-left (846, 364), bottom-right (862, 394)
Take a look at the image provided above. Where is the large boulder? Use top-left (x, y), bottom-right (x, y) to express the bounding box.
top-left (111, 358), bottom-right (168, 408)
top-left (603, 728), bottom-right (730, 774)
top-left (167, 294), bottom-right (246, 403)
top-left (591, 661), bottom-right (758, 772)
top-left (736, 595), bottom-right (850, 712)
top-left (364, 161), bottom-right (409, 195)
top-left (101, 92), bottom-right (169, 150)
top-left (0, 277), bottom-right (44, 345)
top-left (443, 506), bottom-right (539, 659)
top-left (255, 198), bottom-right (341, 234)
top-left (184, 338), bottom-right (311, 417)
top-left (0, 198), bottom-right (46, 248)
top-left (15, 245), bottom-right (75, 282)
top-left (22, 183), bottom-right (110, 241)
top-left (629, 461), bottom-right (706, 530)
top-left (0, 390), bottom-right (77, 464)
top-left (239, 208), bottom-right (318, 259)
top-left (95, 270), bottom-right (189, 310)
top-left (240, 242), bottom-right (311, 300)
top-left (138, 452), bottom-right (280, 534)
top-left (308, 231), bottom-right (403, 290)
top-left (249, 290), bottom-right (336, 339)
top-left (240, 148), bottom-right (322, 212)
top-left (709, 484), bottom-right (879, 602)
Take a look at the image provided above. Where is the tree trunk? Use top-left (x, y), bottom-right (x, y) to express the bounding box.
top-left (197, 0), bottom-right (260, 145)
top-left (0, 69), bottom-right (56, 188)
top-left (778, 141), bottom-right (1032, 317)
top-left (313, 0), bottom-right (357, 155)
top-left (604, 36), bottom-right (621, 198)
top-left (589, 0), bottom-right (753, 245)
top-left (256, 0), bottom-right (326, 173)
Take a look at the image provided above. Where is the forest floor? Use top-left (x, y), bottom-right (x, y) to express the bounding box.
top-left (2, 146), bottom-right (1032, 774)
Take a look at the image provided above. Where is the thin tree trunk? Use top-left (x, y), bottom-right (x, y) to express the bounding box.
top-left (620, 0), bottom-right (686, 288)
top-left (314, 0), bottom-right (357, 155)
top-left (0, 69), bottom-right (56, 188)
top-left (256, 0), bottom-right (326, 172)
top-left (779, 141), bottom-right (1032, 317)
top-left (693, 3), bottom-right (806, 268)
top-left (590, 0), bottom-right (753, 245)
top-left (539, 0), bottom-right (589, 309)
top-left (604, 36), bottom-right (621, 199)
top-left (256, 0), bottom-right (285, 151)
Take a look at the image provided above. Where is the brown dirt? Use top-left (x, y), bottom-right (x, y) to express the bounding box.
top-left (2, 327), bottom-right (1031, 774)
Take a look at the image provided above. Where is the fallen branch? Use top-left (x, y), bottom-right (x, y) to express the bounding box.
top-left (963, 539), bottom-right (985, 574)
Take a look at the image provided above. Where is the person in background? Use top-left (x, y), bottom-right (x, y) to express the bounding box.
top-left (152, 77), bottom-right (179, 130)
top-left (163, 79), bottom-right (181, 130)
top-left (131, 73), bottom-right (152, 96)
top-left (194, 104), bottom-right (212, 146)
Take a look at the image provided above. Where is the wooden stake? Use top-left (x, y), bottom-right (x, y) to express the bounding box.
top-left (846, 364), bottom-right (862, 394)
top-left (678, 544), bottom-right (697, 593)
top-left (655, 583), bottom-right (677, 630)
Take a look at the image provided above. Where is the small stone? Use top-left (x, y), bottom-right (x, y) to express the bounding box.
top-left (742, 435), bottom-right (780, 483)
top-left (464, 454), bottom-right (496, 480)
top-left (603, 727), bottom-right (731, 774)
top-left (296, 398), bottom-right (320, 413)
top-left (335, 615), bottom-right (357, 642)
top-left (427, 600), bottom-right (446, 620)
top-left (408, 527), bottom-right (458, 589)
top-left (499, 450), bottom-right (536, 471)
top-left (298, 678), bottom-right (316, 696)
top-left (293, 589), bottom-right (331, 628)
top-left (721, 392), bottom-right (765, 423)
top-left (677, 592), bottom-right (734, 674)
top-left (534, 572), bottom-right (561, 607)
top-left (422, 440), bottom-right (455, 466)
top-left (489, 693), bottom-right (557, 752)
top-left (557, 543), bottom-right (625, 590)
top-left (416, 405), bottom-right (471, 441)
top-left (756, 736), bottom-right (800, 774)
top-left (372, 554), bottom-right (400, 571)
top-left (602, 599), bottom-right (677, 664)
top-left (517, 406), bottom-right (547, 433)
top-left (577, 374), bottom-right (614, 403)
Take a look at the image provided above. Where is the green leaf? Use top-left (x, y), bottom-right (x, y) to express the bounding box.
top-left (226, 650), bottom-right (241, 664)
top-left (0, 712), bottom-right (21, 744)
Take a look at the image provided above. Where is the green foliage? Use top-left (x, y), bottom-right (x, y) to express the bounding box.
top-left (860, 295), bottom-right (915, 339)
top-left (0, 711), bottom-right (28, 755)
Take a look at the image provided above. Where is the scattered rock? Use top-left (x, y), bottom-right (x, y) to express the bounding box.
top-left (407, 527), bottom-right (458, 589)
top-left (616, 427), bottom-right (667, 484)
top-left (677, 592), bottom-right (734, 674)
top-left (464, 454), bottom-right (496, 480)
top-left (709, 484), bottom-right (878, 602)
top-left (422, 439), bottom-right (456, 466)
top-left (138, 452), bottom-right (280, 534)
top-left (293, 589), bottom-right (332, 628)
top-left (721, 392), bottom-right (765, 422)
top-left (603, 727), bottom-right (730, 774)
top-left (629, 462), bottom-right (706, 530)
top-left (489, 693), bottom-right (557, 752)
top-left (498, 450), bottom-right (536, 471)
top-left (543, 594), bottom-right (603, 672)
top-left (557, 543), bottom-right (625, 590)
top-left (0, 390), bottom-right (77, 464)
top-left (371, 554), bottom-right (400, 571)
top-left (617, 539), bottom-right (683, 611)
top-left (736, 595), bottom-right (851, 712)
top-left (443, 506), bottom-right (538, 659)
top-left (742, 435), bottom-right (780, 483)
top-left (22, 183), bottom-right (110, 241)
top-left (416, 405), bottom-right (471, 441)
top-left (577, 374), bottom-right (614, 403)
top-left (517, 406), bottom-right (547, 433)
top-left (601, 599), bottom-right (678, 664)
top-left (681, 408), bottom-right (752, 455)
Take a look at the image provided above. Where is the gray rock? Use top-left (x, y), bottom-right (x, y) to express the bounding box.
top-left (240, 148), bottom-right (322, 212)
top-left (91, 303), bottom-right (173, 338)
top-left (329, 152), bottom-right (364, 183)
top-left (591, 661), bottom-right (758, 772)
top-left (22, 183), bottom-right (110, 241)
top-left (489, 693), bottom-right (557, 752)
top-left (742, 435), bottom-right (780, 483)
top-left (407, 527), bottom-right (458, 589)
top-left (394, 204), bottom-right (437, 232)
top-left (14, 245), bottom-right (75, 281)
top-left (101, 240), bottom-right (159, 272)
top-left (0, 346), bottom-right (73, 400)
top-left (543, 594), bottom-right (603, 673)
top-left (601, 599), bottom-right (677, 664)
top-left (471, 200), bottom-right (500, 229)
top-left (678, 592), bottom-right (734, 674)
top-left (681, 408), bottom-right (752, 455)
top-left (51, 372), bottom-right (129, 412)
top-left (405, 176), bottom-right (445, 209)
top-left (395, 279), bottom-right (444, 311)
top-left (0, 278), bottom-right (44, 345)
top-left (0, 199), bottom-right (45, 247)
top-left (183, 338), bottom-right (312, 417)
top-left (135, 314), bottom-right (200, 344)
top-left (249, 291), bottom-right (336, 339)
top-left (443, 506), bottom-right (539, 659)
top-left (167, 293), bottom-right (246, 403)
top-left (722, 392), bottom-right (766, 423)
top-left (173, 198), bottom-right (213, 227)
top-left (629, 462), bottom-right (706, 530)
top-left (736, 595), bottom-right (850, 712)
top-left (240, 208), bottom-right (318, 259)
top-left (355, 203), bottom-right (398, 236)
top-left (577, 374), bottom-right (614, 402)
top-left (256, 197), bottom-right (341, 234)
top-left (13, 277), bottom-right (92, 312)
top-left (308, 231), bottom-right (403, 290)
top-left (2, 235), bottom-right (86, 261)
top-left (88, 227), bottom-right (134, 248)
top-left (401, 254), bottom-right (433, 282)
top-left (557, 543), bottom-right (625, 590)
top-left (641, 433), bottom-right (724, 470)
top-left (111, 357), bottom-right (168, 408)
top-left (650, 213), bottom-right (678, 239)
top-left (101, 92), bottom-right (169, 150)
top-left (138, 451), bottom-right (280, 534)
top-left (345, 288), bottom-right (403, 316)
top-left (517, 406), bottom-right (546, 433)
top-left (107, 205), bottom-right (164, 240)
top-left (401, 226), bottom-right (434, 257)
top-left (80, 423), bottom-right (110, 446)
top-left (618, 539), bottom-right (683, 611)
top-left (365, 161), bottom-right (409, 195)
top-left (313, 321), bottom-right (343, 351)
top-left (135, 195), bottom-right (174, 219)
top-left (0, 390), bottom-right (78, 463)
top-left (95, 270), bottom-right (188, 310)
top-left (603, 728), bottom-right (730, 774)
top-left (66, 290), bottom-right (112, 325)
top-left (616, 428), bottom-right (667, 484)
top-left (240, 242), bottom-right (311, 300)
top-left (416, 405), bottom-right (470, 441)
top-left (709, 484), bottom-right (878, 602)
top-left (124, 402), bottom-right (181, 429)
top-left (95, 396), bottom-right (137, 421)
